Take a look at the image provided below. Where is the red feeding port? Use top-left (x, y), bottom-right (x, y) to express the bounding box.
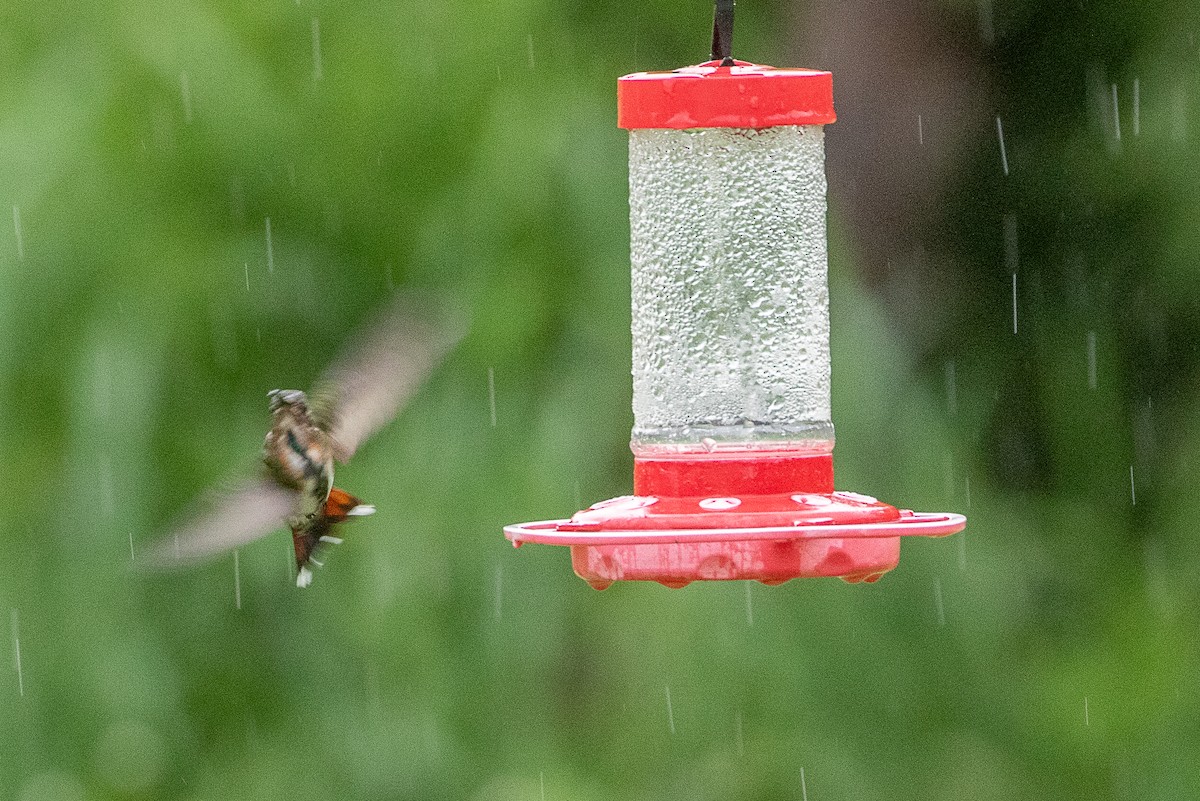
top-left (504, 53), bottom-right (965, 588)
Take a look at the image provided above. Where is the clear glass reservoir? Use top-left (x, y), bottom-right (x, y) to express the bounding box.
top-left (628, 124), bottom-right (833, 456)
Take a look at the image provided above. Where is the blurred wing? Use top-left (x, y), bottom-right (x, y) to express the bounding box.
top-left (311, 292), bottom-right (465, 462)
top-left (138, 478), bottom-right (297, 569)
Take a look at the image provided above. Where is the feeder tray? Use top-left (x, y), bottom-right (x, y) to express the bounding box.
top-left (506, 453), bottom-right (965, 589)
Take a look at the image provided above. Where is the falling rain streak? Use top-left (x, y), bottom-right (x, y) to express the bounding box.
top-left (234, 550), bottom-right (242, 610)
top-left (12, 205), bottom-right (23, 260)
top-left (487, 367), bottom-right (497, 427)
top-left (244, 262), bottom-right (250, 292)
top-left (744, 582), bottom-right (754, 626)
top-left (1011, 273), bottom-right (1018, 334)
top-left (11, 609), bottom-right (23, 697)
top-left (996, 116), bottom-right (1009, 175)
top-left (800, 766), bottom-right (809, 801)
top-left (180, 71), bottom-right (193, 123)
top-left (1130, 465), bottom-right (1136, 506)
top-left (1112, 84), bottom-right (1121, 141)
top-left (665, 686), bottom-right (675, 734)
top-left (944, 360), bottom-right (957, 416)
top-left (735, 709), bottom-right (745, 756)
top-left (526, 34), bottom-right (535, 70)
top-left (933, 576), bottom-right (946, 626)
top-left (129, 531), bottom-right (135, 562)
top-left (1084, 696), bottom-right (1090, 726)
top-left (1133, 78), bottom-right (1141, 137)
top-left (265, 217), bottom-right (275, 273)
top-left (917, 114), bottom-right (924, 146)
top-left (1087, 331), bottom-right (1097, 389)
top-left (311, 18), bottom-right (322, 82)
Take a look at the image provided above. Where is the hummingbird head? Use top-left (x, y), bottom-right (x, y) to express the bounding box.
top-left (268, 389), bottom-right (309, 414)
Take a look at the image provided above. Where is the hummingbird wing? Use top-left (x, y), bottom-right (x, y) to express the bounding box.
top-left (311, 292), bottom-right (465, 462)
top-left (138, 477), bottom-right (297, 568)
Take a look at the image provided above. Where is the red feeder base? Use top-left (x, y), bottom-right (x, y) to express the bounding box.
top-left (504, 452), bottom-right (965, 589)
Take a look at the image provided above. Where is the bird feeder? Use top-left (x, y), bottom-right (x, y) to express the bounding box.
top-left (505, 13), bottom-right (965, 589)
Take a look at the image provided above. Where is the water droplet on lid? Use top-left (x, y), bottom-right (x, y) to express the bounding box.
top-left (792, 494), bottom-right (832, 507)
top-left (833, 491), bottom-right (878, 505)
top-left (699, 497), bottom-right (741, 510)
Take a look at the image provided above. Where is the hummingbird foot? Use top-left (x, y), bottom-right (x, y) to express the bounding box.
top-left (296, 566), bottom-right (314, 588)
top-left (319, 535), bottom-right (344, 544)
top-left (346, 504), bottom-right (375, 516)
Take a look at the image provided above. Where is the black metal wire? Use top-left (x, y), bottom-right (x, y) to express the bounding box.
top-left (711, 0), bottom-right (736, 65)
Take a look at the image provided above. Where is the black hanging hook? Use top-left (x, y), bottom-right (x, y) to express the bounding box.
top-left (711, 0), bottom-right (736, 65)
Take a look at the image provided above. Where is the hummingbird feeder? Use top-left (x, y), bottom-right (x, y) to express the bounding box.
top-left (505, 5), bottom-right (965, 589)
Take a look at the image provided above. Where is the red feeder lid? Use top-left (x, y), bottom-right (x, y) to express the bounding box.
top-left (618, 59), bottom-right (836, 130)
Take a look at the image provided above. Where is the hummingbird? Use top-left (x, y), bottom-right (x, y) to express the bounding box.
top-left (140, 294), bottom-right (463, 587)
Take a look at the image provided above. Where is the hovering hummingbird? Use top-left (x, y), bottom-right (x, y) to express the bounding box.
top-left (140, 294), bottom-right (463, 587)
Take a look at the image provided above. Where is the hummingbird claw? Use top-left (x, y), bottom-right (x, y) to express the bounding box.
top-left (319, 535), bottom-right (344, 544)
top-left (347, 504), bottom-right (375, 517)
top-left (296, 566), bottom-right (314, 588)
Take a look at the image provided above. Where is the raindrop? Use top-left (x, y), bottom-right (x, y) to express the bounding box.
top-left (933, 576), bottom-right (946, 626)
top-left (1087, 331), bottom-right (1097, 389)
top-left (944, 360), bottom-right (957, 417)
top-left (12, 205), bottom-right (24, 261)
top-left (665, 685), bottom-right (675, 734)
top-left (1132, 78), bottom-right (1140, 137)
top-left (128, 532), bottom-right (135, 563)
top-left (1129, 465), bottom-right (1136, 506)
top-left (1003, 214), bottom-right (1018, 274)
top-left (744, 582), bottom-right (754, 626)
top-left (311, 18), bottom-right (323, 82)
top-left (977, 0), bottom-right (995, 44)
top-left (957, 525), bottom-right (967, 571)
top-left (180, 71), bottom-right (193, 124)
top-left (539, 772), bottom-right (546, 801)
top-left (264, 217), bottom-right (274, 273)
top-left (735, 709), bottom-right (744, 756)
top-left (964, 475), bottom-right (971, 509)
top-left (917, 113), bottom-right (924, 146)
top-left (11, 608), bottom-right (23, 697)
top-left (526, 33), bottom-right (535, 70)
top-left (234, 550), bottom-right (242, 610)
top-left (244, 262), bottom-right (250, 292)
top-left (385, 261), bottom-right (394, 292)
top-left (800, 766), bottom-right (809, 801)
top-left (1011, 273), bottom-right (1018, 334)
top-left (1084, 696), bottom-right (1090, 726)
top-left (995, 116), bottom-right (1009, 175)
top-left (1111, 84), bottom-right (1121, 142)
top-left (487, 367), bottom-right (497, 427)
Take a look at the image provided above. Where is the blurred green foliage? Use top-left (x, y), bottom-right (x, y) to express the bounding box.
top-left (1, 0), bottom-right (1198, 799)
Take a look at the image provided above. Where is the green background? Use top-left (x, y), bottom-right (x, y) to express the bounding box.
top-left (2, 0), bottom-right (1198, 798)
